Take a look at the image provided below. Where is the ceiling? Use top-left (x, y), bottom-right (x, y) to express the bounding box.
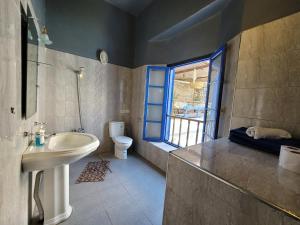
top-left (104, 0), bottom-right (155, 16)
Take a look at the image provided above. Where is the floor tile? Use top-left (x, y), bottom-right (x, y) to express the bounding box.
top-left (60, 153), bottom-right (166, 225)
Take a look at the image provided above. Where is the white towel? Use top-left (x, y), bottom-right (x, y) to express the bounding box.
top-left (246, 126), bottom-right (292, 140)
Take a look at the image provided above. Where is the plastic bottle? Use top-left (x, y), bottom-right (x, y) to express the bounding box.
top-left (35, 132), bottom-right (42, 146)
top-left (40, 125), bottom-right (45, 145)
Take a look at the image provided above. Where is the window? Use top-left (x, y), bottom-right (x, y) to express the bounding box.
top-left (143, 66), bottom-right (170, 141)
top-left (143, 47), bottom-right (226, 147)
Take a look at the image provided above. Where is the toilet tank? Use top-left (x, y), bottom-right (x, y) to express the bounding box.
top-left (109, 121), bottom-right (125, 138)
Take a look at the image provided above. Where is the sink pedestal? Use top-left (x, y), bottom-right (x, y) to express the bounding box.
top-left (22, 132), bottom-right (100, 225)
top-left (41, 165), bottom-right (72, 225)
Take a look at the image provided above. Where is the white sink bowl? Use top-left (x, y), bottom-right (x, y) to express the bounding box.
top-left (22, 132), bottom-right (100, 172)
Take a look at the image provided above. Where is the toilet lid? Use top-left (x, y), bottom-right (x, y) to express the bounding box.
top-left (114, 136), bottom-right (132, 144)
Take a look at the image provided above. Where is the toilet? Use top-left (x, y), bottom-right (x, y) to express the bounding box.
top-left (109, 121), bottom-right (133, 159)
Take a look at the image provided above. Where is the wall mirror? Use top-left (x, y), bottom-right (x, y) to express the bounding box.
top-left (21, 5), bottom-right (39, 119)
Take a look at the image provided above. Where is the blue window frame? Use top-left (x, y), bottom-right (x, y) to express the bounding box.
top-left (202, 47), bottom-right (226, 142)
top-left (143, 46), bottom-right (226, 145)
top-left (164, 57), bottom-right (210, 148)
top-left (164, 68), bottom-right (175, 143)
top-left (143, 66), bottom-right (170, 142)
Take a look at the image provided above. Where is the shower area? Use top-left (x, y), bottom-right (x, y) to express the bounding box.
top-left (37, 49), bottom-right (132, 153)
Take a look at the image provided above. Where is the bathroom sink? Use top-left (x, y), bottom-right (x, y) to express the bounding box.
top-left (22, 132), bottom-right (100, 172)
top-left (22, 132), bottom-right (100, 225)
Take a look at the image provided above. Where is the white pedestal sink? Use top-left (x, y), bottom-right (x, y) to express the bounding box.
top-left (22, 132), bottom-right (100, 225)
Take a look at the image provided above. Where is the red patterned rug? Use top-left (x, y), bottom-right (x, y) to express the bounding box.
top-left (76, 160), bottom-right (110, 184)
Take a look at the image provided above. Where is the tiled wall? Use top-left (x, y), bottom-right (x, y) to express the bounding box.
top-left (217, 35), bottom-right (241, 137)
top-left (129, 35), bottom-right (243, 170)
top-left (0, 2), bottom-right (133, 223)
top-left (129, 39), bottom-right (243, 171)
top-left (231, 12), bottom-right (300, 138)
top-left (39, 49), bottom-right (132, 153)
top-left (0, 1), bottom-right (40, 224)
top-left (130, 66), bottom-right (170, 172)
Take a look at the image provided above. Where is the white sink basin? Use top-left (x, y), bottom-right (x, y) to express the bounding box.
top-left (22, 132), bottom-right (100, 172)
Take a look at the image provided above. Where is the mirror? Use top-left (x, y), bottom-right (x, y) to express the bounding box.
top-left (21, 5), bottom-right (39, 119)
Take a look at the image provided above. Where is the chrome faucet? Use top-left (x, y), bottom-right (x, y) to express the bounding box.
top-left (34, 121), bottom-right (47, 127)
top-left (32, 121), bottom-right (47, 135)
top-left (23, 121), bottom-right (47, 143)
top-left (45, 132), bottom-right (56, 139)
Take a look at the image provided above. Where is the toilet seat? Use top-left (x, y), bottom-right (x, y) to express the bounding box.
top-left (113, 136), bottom-right (133, 145)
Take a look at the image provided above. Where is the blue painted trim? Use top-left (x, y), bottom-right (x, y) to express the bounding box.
top-left (147, 65), bottom-right (168, 70)
top-left (169, 57), bottom-right (210, 69)
top-left (143, 66), bottom-right (169, 142)
top-left (143, 48), bottom-right (226, 144)
top-left (146, 120), bottom-right (161, 123)
top-left (149, 85), bottom-right (164, 88)
top-left (167, 53), bottom-right (212, 68)
top-left (202, 46), bottom-right (226, 142)
top-left (161, 67), bottom-right (170, 141)
top-left (147, 103), bottom-right (163, 106)
top-left (202, 60), bottom-right (212, 142)
top-left (164, 57), bottom-right (211, 145)
top-left (213, 46), bottom-right (226, 139)
top-left (164, 69), bottom-right (175, 142)
top-left (168, 57), bottom-right (211, 144)
top-left (143, 66), bottom-right (151, 141)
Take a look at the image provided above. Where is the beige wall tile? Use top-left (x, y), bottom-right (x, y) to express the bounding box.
top-left (288, 49), bottom-right (300, 87)
top-left (231, 12), bottom-right (300, 138)
top-left (129, 66), bottom-right (170, 172)
top-left (258, 53), bottom-right (288, 88)
top-left (254, 88), bottom-right (286, 121)
top-left (38, 49), bottom-right (133, 153)
top-left (233, 89), bottom-right (257, 118)
top-left (236, 57), bottom-right (260, 88)
top-left (0, 1), bottom-right (41, 224)
top-left (218, 35), bottom-right (241, 137)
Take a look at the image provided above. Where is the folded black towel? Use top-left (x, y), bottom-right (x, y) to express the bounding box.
top-left (229, 127), bottom-right (300, 155)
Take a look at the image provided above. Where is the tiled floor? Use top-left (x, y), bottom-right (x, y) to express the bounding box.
top-left (60, 153), bottom-right (166, 225)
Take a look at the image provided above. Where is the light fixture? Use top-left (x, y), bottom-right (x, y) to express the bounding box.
top-left (76, 67), bottom-right (85, 79)
top-left (98, 50), bottom-right (108, 64)
top-left (38, 26), bottom-right (53, 45)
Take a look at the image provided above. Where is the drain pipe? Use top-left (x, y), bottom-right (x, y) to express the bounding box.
top-left (75, 67), bottom-right (85, 133)
top-left (34, 170), bottom-right (44, 222)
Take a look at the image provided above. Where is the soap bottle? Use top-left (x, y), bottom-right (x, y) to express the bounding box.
top-left (39, 125), bottom-right (45, 145)
top-left (35, 132), bottom-right (42, 146)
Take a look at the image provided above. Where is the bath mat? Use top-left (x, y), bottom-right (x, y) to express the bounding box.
top-left (76, 160), bottom-right (110, 184)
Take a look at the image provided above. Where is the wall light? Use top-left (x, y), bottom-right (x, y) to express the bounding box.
top-left (76, 67), bottom-right (85, 79)
top-left (39, 26), bottom-right (53, 45)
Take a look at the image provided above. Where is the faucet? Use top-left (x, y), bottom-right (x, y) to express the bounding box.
top-left (45, 132), bottom-right (56, 139)
top-left (23, 121), bottom-right (47, 143)
top-left (32, 122), bottom-right (47, 135)
top-left (33, 121), bottom-right (47, 127)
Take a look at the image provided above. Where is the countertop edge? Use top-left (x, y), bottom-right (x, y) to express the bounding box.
top-left (169, 151), bottom-right (300, 221)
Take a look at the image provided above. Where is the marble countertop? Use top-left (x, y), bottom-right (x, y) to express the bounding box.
top-left (171, 138), bottom-right (300, 220)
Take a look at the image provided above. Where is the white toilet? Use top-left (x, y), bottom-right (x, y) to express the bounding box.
top-left (109, 121), bottom-right (133, 159)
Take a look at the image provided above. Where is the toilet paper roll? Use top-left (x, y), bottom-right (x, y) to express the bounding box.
top-left (279, 145), bottom-right (300, 174)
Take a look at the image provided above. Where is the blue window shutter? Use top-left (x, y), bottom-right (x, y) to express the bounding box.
top-left (164, 69), bottom-right (175, 142)
top-left (143, 66), bottom-right (169, 142)
top-left (202, 46), bottom-right (226, 142)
